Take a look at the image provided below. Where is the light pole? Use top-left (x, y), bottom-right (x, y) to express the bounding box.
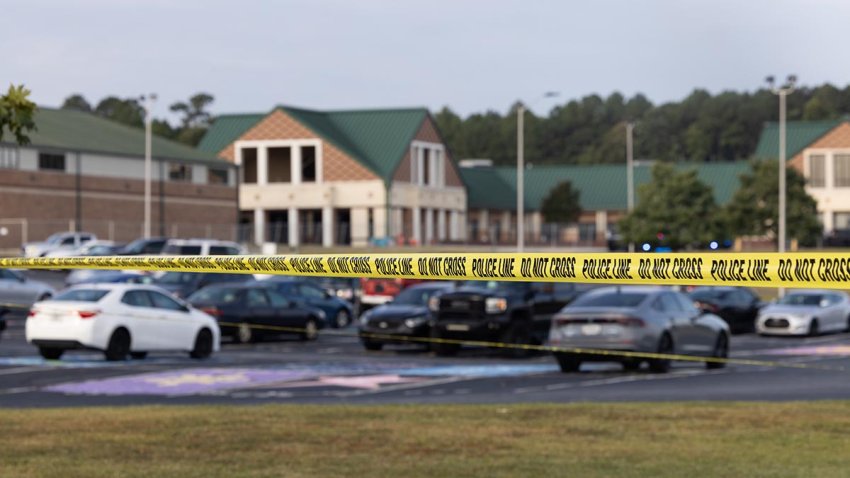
top-left (766, 74), bottom-right (796, 297)
top-left (141, 93), bottom-right (157, 239)
top-left (517, 91), bottom-right (558, 251)
top-left (626, 122), bottom-right (635, 253)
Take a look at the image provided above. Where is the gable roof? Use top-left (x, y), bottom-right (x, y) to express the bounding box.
top-left (754, 119), bottom-right (845, 159)
top-left (198, 106), bottom-right (430, 182)
top-left (463, 161), bottom-right (752, 211)
top-left (4, 107), bottom-right (226, 164)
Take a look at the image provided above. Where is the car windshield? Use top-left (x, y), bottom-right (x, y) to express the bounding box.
top-left (459, 281), bottom-right (528, 293)
top-left (51, 289), bottom-right (109, 302)
top-left (188, 286), bottom-right (242, 304)
top-left (303, 276), bottom-right (352, 288)
top-left (777, 294), bottom-right (824, 306)
top-left (157, 272), bottom-right (198, 284)
top-left (570, 291), bottom-right (648, 308)
top-left (393, 287), bottom-right (441, 305)
top-left (689, 289), bottom-right (731, 301)
top-left (122, 239), bottom-right (148, 254)
top-left (44, 233), bottom-right (65, 244)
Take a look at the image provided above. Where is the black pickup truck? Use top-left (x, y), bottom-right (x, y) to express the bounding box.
top-left (429, 281), bottom-right (595, 357)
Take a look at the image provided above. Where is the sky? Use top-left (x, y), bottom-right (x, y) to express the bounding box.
top-left (5, 0), bottom-right (850, 120)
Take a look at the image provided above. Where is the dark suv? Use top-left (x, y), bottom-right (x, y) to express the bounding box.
top-left (430, 281), bottom-right (594, 357)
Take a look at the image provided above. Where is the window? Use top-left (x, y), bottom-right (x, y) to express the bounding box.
top-left (835, 154), bottom-right (850, 187)
top-left (268, 147), bottom-right (292, 183)
top-left (38, 153), bottom-right (66, 172)
top-left (149, 291), bottom-right (186, 311)
top-left (246, 289), bottom-right (270, 307)
top-left (208, 168), bottom-right (229, 185)
top-left (241, 147), bottom-right (258, 183)
top-left (169, 163), bottom-right (192, 182)
top-left (422, 148), bottom-right (431, 186)
top-left (301, 146), bottom-right (316, 182)
top-left (834, 212), bottom-right (850, 230)
top-left (122, 290), bottom-right (154, 307)
top-left (808, 154), bottom-right (825, 187)
top-left (0, 146), bottom-right (19, 169)
top-left (578, 223), bottom-right (597, 242)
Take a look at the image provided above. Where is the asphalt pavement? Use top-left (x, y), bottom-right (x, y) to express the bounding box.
top-left (1, 270), bottom-right (849, 407)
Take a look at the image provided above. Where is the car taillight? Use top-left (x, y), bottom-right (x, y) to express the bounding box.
top-left (201, 306), bottom-right (222, 317)
top-left (612, 317), bottom-right (645, 327)
top-left (77, 310), bottom-right (99, 319)
top-left (695, 301), bottom-right (718, 313)
top-left (28, 309), bottom-right (37, 318)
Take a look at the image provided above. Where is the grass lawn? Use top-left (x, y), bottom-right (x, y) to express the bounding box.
top-left (1, 403), bottom-right (849, 477)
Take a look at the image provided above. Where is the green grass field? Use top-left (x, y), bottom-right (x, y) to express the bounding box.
top-left (2, 402), bottom-right (849, 477)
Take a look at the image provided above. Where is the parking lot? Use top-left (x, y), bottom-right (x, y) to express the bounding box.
top-left (2, 271), bottom-right (850, 407)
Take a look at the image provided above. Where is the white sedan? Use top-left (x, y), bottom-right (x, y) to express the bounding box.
top-left (26, 284), bottom-right (220, 361)
top-left (756, 290), bottom-right (850, 336)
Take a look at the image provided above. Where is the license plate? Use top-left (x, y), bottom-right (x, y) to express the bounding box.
top-left (446, 324), bottom-right (470, 332)
top-left (581, 324), bottom-right (602, 336)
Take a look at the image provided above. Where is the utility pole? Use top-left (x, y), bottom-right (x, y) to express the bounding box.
top-left (626, 122), bottom-right (635, 253)
top-left (142, 93), bottom-right (157, 239)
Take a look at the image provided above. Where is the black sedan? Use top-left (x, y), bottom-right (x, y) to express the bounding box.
top-left (688, 286), bottom-right (765, 333)
top-left (187, 283), bottom-right (327, 343)
top-left (358, 282), bottom-right (455, 351)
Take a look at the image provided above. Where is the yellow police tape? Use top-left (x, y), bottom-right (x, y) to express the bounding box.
top-left (3, 252), bottom-right (850, 288)
top-left (218, 321), bottom-right (847, 372)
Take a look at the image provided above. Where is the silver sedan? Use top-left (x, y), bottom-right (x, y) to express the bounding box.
top-left (756, 290), bottom-right (850, 337)
top-left (548, 286), bottom-right (730, 373)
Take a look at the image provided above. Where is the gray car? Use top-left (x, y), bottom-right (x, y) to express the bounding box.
top-left (0, 269), bottom-right (55, 318)
top-left (756, 290), bottom-right (850, 337)
top-left (548, 286), bottom-right (730, 373)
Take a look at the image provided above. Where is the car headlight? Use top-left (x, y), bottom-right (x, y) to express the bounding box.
top-left (359, 311), bottom-right (372, 326)
top-left (428, 296), bottom-right (440, 312)
top-left (485, 297), bottom-right (508, 314)
top-left (335, 289), bottom-right (354, 300)
top-left (404, 316), bottom-right (428, 329)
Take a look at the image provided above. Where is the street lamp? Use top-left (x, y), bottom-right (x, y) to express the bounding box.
top-left (141, 93), bottom-right (157, 239)
top-left (517, 91), bottom-right (559, 251)
top-left (766, 74), bottom-right (796, 297)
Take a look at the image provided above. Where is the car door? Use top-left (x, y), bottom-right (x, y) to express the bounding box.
top-left (265, 289), bottom-right (305, 330)
top-left (245, 288), bottom-right (277, 330)
top-left (118, 290), bottom-right (159, 350)
top-left (658, 292), bottom-right (695, 353)
top-left (673, 292), bottom-right (716, 354)
top-left (297, 283), bottom-right (335, 317)
top-left (826, 293), bottom-right (847, 332)
top-left (147, 290), bottom-right (197, 350)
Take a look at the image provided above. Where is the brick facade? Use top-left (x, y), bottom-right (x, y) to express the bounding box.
top-left (219, 110), bottom-right (379, 182)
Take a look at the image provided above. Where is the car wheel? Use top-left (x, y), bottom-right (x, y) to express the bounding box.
top-left (622, 360), bottom-right (642, 372)
top-left (104, 328), bottom-right (131, 361)
top-left (706, 333), bottom-right (728, 370)
top-left (501, 323), bottom-right (534, 358)
top-left (190, 328), bottom-right (214, 359)
top-left (648, 333), bottom-right (673, 374)
top-left (808, 319), bottom-right (820, 337)
top-left (554, 352), bottom-right (581, 373)
top-left (130, 352), bottom-right (148, 360)
top-left (39, 347), bottom-right (64, 360)
top-left (300, 319), bottom-right (319, 341)
top-left (236, 322), bottom-right (254, 344)
top-left (334, 309), bottom-right (351, 328)
top-left (362, 340), bottom-right (383, 351)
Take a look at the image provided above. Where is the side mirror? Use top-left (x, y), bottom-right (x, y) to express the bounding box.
top-left (819, 299), bottom-right (830, 308)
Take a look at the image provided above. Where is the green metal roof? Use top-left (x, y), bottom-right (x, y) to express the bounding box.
top-left (198, 106), bottom-right (430, 182)
top-left (754, 119), bottom-right (843, 159)
top-left (197, 113), bottom-right (264, 154)
top-left (463, 162), bottom-right (752, 211)
top-left (6, 107), bottom-right (226, 164)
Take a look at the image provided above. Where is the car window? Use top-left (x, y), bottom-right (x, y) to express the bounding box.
top-left (0, 269), bottom-right (16, 280)
top-left (828, 294), bottom-right (844, 305)
top-left (52, 289), bottom-right (109, 302)
top-left (163, 244), bottom-right (202, 255)
top-left (266, 290), bottom-right (289, 308)
top-left (553, 283), bottom-right (576, 294)
top-left (298, 284), bottom-right (327, 299)
top-left (157, 272), bottom-right (197, 284)
top-left (571, 292), bottom-right (647, 308)
top-left (80, 235), bottom-right (93, 242)
top-left (121, 290), bottom-right (154, 307)
top-left (660, 293), bottom-right (683, 312)
top-left (247, 289), bottom-right (270, 307)
top-left (148, 291), bottom-right (186, 311)
top-left (208, 245), bottom-right (241, 255)
top-left (673, 293), bottom-right (699, 315)
top-left (60, 237), bottom-right (76, 245)
top-left (394, 287), bottom-right (441, 305)
top-left (142, 242), bottom-right (164, 253)
top-left (778, 294), bottom-right (823, 306)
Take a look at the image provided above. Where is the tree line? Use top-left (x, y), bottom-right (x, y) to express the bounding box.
top-left (435, 83), bottom-right (850, 165)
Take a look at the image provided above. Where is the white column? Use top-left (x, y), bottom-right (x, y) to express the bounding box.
top-left (288, 207), bottom-right (299, 247)
top-left (412, 207), bottom-right (422, 245)
top-left (372, 207), bottom-right (387, 239)
top-left (257, 147), bottom-right (268, 185)
top-left (479, 210), bottom-right (489, 242)
top-left (595, 210), bottom-right (608, 243)
top-left (291, 146), bottom-right (302, 184)
top-left (253, 208), bottom-right (265, 246)
top-left (392, 208), bottom-right (403, 238)
top-left (531, 212), bottom-right (543, 243)
top-left (437, 209), bottom-right (447, 241)
top-left (351, 208), bottom-right (369, 247)
top-left (322, 206), bottom-right (333, 247)
top-left (416, 149), bottom-right (425, 186)
top-left (424, 208), bottom-right (434, 244)
top-left (449, 210), bottom-right (459, 241)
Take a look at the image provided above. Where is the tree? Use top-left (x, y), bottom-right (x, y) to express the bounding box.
top-left (169, 93), bottom-right (215, 146)
top-left (0, 84), bottom-right (37, 145)
top-left (619, 163), bottom-right (723, 249)
top-left (61, 94), bottom-right (92, 112)
top-left (724, 160), bottom-right (820, 246)
top-left (94, 96), bottom-right (144, 128)
top-left (541, 181), bottom-right (582, 224)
